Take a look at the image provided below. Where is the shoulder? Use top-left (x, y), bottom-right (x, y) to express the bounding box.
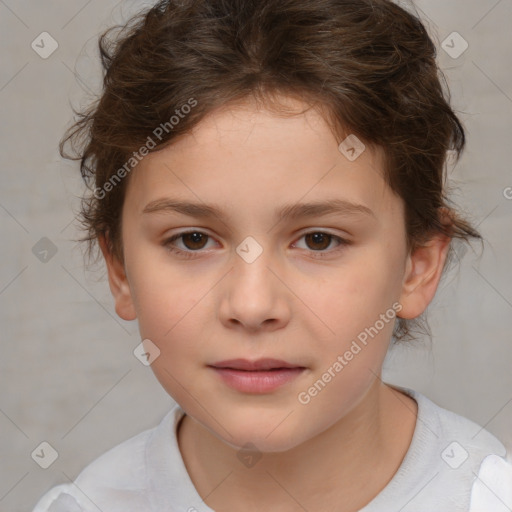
top-left (470, 453), bottom-right (512, 511)
top-left (383, 386), bottom-right (511, 510)
top-left (402, 386), bottom-right (508, 463)
top-left (31, 408), bottom-right (179, 512)
top-left (32, 484), bottom-right (84, 512)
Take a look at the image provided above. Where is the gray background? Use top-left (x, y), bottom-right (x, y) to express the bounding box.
top-left (0, 1), bottom-right (511, 510)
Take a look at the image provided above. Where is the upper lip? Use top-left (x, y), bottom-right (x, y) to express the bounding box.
top-left (209, 358), bottom-right (304, 371)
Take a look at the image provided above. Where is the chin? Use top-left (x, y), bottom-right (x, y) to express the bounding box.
top-left (210, 414), bottom-right (307, 453)
top-left (223, 433), bottom-right (303, 454)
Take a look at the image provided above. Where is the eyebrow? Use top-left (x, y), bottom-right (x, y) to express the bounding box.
top-left (142, 197), bottom-right (375, 222)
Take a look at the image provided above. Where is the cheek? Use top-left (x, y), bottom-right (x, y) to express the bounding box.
top-left (299, 246), bottom-right (401, 381)
top-left (314, 247), bottom-right (400, 332)
top-left (127, 257), bottom-right (218, 386)
top-left (125, 241), bottom-right (204, 336)
top-left (130, 262), bottom-right (210, 404)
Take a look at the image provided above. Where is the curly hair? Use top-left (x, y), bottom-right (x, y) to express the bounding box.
top-left (59, 0), bottom-right (482, 343)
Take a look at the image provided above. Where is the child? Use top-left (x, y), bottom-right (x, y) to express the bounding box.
top-left (33, 0), bottom-right (511, 510)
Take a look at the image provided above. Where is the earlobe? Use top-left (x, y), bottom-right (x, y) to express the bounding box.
top-left (397, 233), bottom-right (451, 320)
top-left (98, 234), bottom-right (137, 321)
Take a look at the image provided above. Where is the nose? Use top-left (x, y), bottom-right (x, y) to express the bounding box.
top-left (217, 241), bottom-right (291, 333)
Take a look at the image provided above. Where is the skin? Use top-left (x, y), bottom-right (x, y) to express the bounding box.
top-left (100, 94), bottom-right (451, 511)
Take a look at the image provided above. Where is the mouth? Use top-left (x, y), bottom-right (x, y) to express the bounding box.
top-left (208, 358), bottom-right (307, 393)
top-left (209, 358), bottom-right (306, 371)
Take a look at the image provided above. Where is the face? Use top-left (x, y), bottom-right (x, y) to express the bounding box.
top-left (107, 95), bottom-right (424, 452)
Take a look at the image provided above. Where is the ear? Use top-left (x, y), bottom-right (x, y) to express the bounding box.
top-left (98, 234), bottom-right (137, 321)
top-left (398, 216), bottom-right (452, 320)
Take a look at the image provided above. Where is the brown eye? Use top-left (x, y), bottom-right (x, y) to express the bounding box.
top-left (163, 229), bottom-right (350, 261)
top-left (163, 231), bottom-right (213, 258)
top-left (304, 232), bottom-right (332, 251)
top-left (293, 231), bottom-right (350, 259)
top-left (180, 232), bottom-right (209, 250)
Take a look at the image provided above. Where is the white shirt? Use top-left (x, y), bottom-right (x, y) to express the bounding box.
top-left (32, 386), bottom-right (512, 512)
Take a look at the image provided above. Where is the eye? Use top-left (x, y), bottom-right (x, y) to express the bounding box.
top-left (163, 230), bottom-right (215, 259)
top-left (293, 231), bottom-right (350, 258)
top-left (162, 230), bottom-right (350, 259)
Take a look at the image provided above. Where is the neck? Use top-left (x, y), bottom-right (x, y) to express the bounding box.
top-left (177, 381), bottom-right (417, 512)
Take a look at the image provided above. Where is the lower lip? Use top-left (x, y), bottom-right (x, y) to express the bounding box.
top-left (210, 367), bottom-right (305, 393)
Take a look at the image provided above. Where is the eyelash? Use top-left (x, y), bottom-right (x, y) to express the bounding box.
top-left (162, 230), bottom-right (351, 260)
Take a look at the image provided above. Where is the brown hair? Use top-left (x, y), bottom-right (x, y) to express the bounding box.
top-left (60, 0), bottom-right (482, 342)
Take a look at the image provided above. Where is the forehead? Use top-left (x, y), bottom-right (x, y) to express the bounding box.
top-left (125, 96), bottom-right (402, 223)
